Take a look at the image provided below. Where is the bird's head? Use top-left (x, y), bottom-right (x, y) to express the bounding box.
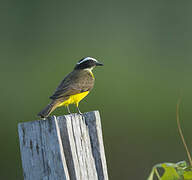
top-left (74, 57), bottom-right (103, 70)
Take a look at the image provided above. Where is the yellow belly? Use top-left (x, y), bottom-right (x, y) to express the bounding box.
top-left (58, 91), bottom-right (89, 107)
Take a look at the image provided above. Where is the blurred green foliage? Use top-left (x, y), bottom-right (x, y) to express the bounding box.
top-left (148, 161), bottom-right (192, 180)
top-left (1, 0), bottom-right (192, 179)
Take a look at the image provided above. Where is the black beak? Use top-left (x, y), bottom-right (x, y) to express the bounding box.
top-left (96, 62), bottom-right (104, 66)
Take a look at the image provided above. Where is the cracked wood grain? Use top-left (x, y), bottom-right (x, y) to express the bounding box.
top-left (18, 111), bottom-right (108, 180)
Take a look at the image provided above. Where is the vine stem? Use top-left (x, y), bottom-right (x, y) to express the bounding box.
top-left (176, 100), bottom-right (192, 166)
top-left (154, 168), bottom-right (161, 180)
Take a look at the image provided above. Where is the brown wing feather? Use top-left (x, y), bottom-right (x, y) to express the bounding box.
top-left (50, 70), bottom-right (94, 100)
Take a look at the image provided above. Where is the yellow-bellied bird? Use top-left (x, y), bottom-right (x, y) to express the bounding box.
top-left (38, 57), bottom-right (103, 118)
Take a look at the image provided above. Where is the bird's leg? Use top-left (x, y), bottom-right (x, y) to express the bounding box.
top-left (76, 103), bottom-right (82, 115)
top-left (77, 106), bottom-right (82, 115)
top-left (66, 105), bottom-right (71, 114)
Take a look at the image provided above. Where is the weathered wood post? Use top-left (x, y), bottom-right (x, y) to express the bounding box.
top-left (18, 111), bottom-right (108, 180)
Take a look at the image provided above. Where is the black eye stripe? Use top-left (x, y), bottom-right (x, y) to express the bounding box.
top-left (75, 59), bottom-right (96, 70)
top-left (77, 57), bottom-right (97, 65)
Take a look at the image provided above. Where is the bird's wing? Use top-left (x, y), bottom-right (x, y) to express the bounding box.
top-left (50, 70), bottom-right (94, 100)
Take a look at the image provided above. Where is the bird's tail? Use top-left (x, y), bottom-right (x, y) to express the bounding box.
top-left (37, 100), bottom-right (59, 118)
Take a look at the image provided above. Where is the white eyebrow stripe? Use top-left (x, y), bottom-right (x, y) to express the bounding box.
top-left (77, 57), bottom-right (98, 64)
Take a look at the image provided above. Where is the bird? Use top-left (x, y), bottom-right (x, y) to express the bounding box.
top-left (38, 57), bottom-right (103, 118)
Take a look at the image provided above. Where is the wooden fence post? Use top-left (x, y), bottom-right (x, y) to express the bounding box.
top-left (18, 111), bottom-right (108, 180)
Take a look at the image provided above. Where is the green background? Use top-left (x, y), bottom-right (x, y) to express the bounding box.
top-left (1, 0), bottom-right (192, 179)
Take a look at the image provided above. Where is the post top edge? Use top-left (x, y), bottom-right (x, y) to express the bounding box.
top-left (17, 111), bottom-right (100, 125)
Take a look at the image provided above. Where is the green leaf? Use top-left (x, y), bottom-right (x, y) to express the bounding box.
top-left (148, 161), bottom-right (192, 180)
top-left (161, 164), bottom-right (181, 180)
top-left (183, 171), bottom-right (192, 180)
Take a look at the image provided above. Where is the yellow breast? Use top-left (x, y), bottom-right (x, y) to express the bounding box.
top-left (58, 91), bottom-right (89, 107)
